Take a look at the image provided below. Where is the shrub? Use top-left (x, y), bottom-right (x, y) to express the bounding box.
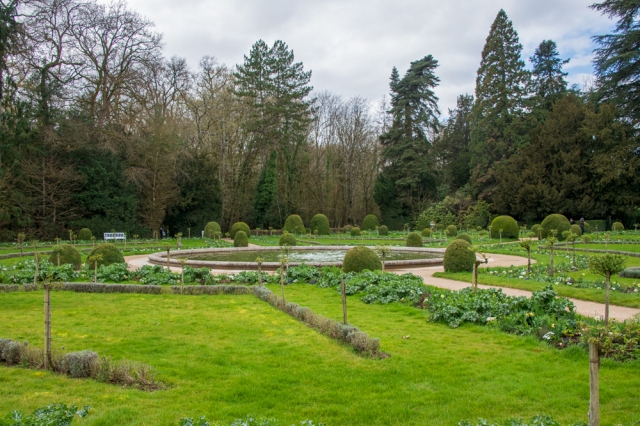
top-left (283, 215), bottom-right (305, 234)
top-left (77, 228), bottom-right (93, 240)
top-left (350, 226), bottom-right (361, 237)
top-left (342, 246), bottom-right (382, 273)
top-left (583, 222), bottom-right (591, 233)
top-left (344, 225), bottom-right (353, 234)
top-left (570, 224), bottom-right (582, 236)
top-left (443, 239), bottom-right (475, 272)
top-left (586, 219), bottom-right (606, 232)
top-left (61, 350), bottom-right (98, 378)
top-left (613, 222), bottom-right (624, 231)
top-left (490, 216), bottom-right (519, 239)
top-left (48, 244), bottom-right (82, 270)
top-left (540, 214), bottom-right (571, 240)
top-left (87, 243), bottom-right (124, 267)
top-left (378, 225), bottom-right (389, 236)
top-left (456, 233), bottom-right (472, 244)
top-left (310, 214), bottom-right (330, 235)
top-left (234, 231), bottom-right (249, 247)
top-left (229, 222), bottom-right (250, 239)
top-left (619, 267), bottom-right (640, 279)
top-left (421, 228), bottom-right (431, 237)
top-left (279, 232), bottom-right (297, 247)
top-left (531, 224), bottom-right (542, 236)
top-left (204, 222), bottom-right (221, 238)
top-left (0, 339), bottom-right (21, 365)
top-left (362, 214), bottom-right (379, 231)
top-left (445, 225), bottom-right (457, 237)
top-left (406, 232), bottom-right (423, 247)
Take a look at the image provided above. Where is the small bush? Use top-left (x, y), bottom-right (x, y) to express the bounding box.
top-left (77, 228), bottom-right (93, 240)
top-left (279, 232), bottom-right (297, 247)
top-left (230, 222), bottom-right (250, 239)
top-left (540, 214), bottom-right (571, 240)
top-left (570, 224), bottom-right (582, 236)
top-left (234, 231), bottom-right (249, 247)
top-left (61, 350), bottom-right (98, 378)
top-left (531, 224), bottom-right (542, 237)
top-left (283, 215), bottom-right (305, 234)
top-left (445, 225), bottom-right (457, 237)
top-left (362, 214), bottom-right (379, 231)
top-left (204, 222), bottom-right (221, 238)
top-left (344, 225), bottom-right (353, 234)
top-left (350, 226), bottom-right (361, 237)
top-left (406, 232), bottom-right (423, 247)
top-left (342, 246), bottom-right (382, 273)
top-left (1, 340), bottom-right (21, 365)
top-left (456, 233), bottom-right (472, 244)
top-left (443, 239), bottom-right (475, 272)
top-left (378, 225), bottom-right (389, 236)
top-left (87, 243), bottom-right (124, 267)
top-left (613, 222), bottom-right (624, 231)
top-left (583, 222), bottom-right (591, 233)
top-left (490, 216), bottom-right (519, 239)
top-left (422, 228), bottom-right (431, 237)
top-left (619, 267), bottom-right (640, 278)
top-left (310, 214), bottom-right (330, 235)
top-left (48, 244), bottom-right (82, 270)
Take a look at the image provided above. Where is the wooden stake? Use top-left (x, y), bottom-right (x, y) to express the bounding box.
top-left (341, 275), bottom-right (347, 325)
top-left (44, 286), bottom-right (51, 370)
top-left (588, 341), bottom-right (600, 426)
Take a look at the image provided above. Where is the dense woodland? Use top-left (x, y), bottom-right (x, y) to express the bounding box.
top-left (0, 0), bottom-right (639, 240)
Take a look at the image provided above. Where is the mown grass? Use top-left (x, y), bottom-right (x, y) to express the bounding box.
top-left (1, 288), bottom-right (639, 425)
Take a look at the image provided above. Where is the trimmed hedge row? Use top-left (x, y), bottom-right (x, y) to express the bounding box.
top-left (60, 283), bottom-right (163, 294)
top-left (171, 285), bottom-right (251, 295)
top-left (0, 285), bottom-right (19, 293)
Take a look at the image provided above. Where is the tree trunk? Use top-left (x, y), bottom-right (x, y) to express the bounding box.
top-left (588, 341), bottom-right (600, 426)
top-left (280, 269), bottom-right (286, 306)
top-left (94, 261), bottom-right (98, 283)
top-left (473, 261), bottom-right (479, 293)
top-left (527, 249), bottom-right (531, 272)
top-left (181, 268), bottom-right (184, 295)
top-left (341, 275), bottom-right (347, 325)
top-left (258, 264), bottom-right (263, 286)
top-left (44, 287), bottom-right (51, 370)
top-left (166, 249), bottom-right (170, 269)
top-left (33, 249), bottom-right (39, 286)
top-left (604, 273), bottom-right (610, 326)
top-left (549, 247), bottom-right (554, 277)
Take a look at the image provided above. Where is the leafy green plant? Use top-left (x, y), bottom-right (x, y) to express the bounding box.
top-left (0, 403), bottom-right (90, 426)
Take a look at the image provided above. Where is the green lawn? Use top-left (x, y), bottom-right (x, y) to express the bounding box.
top-left (1, 287), bottom-right (639, 425)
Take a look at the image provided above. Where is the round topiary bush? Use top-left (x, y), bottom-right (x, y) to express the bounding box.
top-left (406, 232), bottom-right (423, 247)
top-left (351, 227), bottom-right (362, 237)
top-left (362, 214), bottom-right (379, 231)
top-left (443, 239), bottom-right (475, 273)
top-left (570, 224), bottom-right (582, 236)
top-left (49, 245), bottom-right (82, 269)
top-left (445, 225), bottom-right (457, 237)
top-left (540, 214), bottom-right (571, 240)
top-left (234, 231), bottom-right (249, 247)
top-left (490, 216), bottom-right (519, 239)
top-left (378, 225), bottom-right (389, 236)
top-left (87, 243), bottom-right (124, 267)
top-left (310, 214), bottom-right (330, 235)
top-left (583, 222), bottom-right (591, 233)
top-left (344, 225), bottom-right (353, 234)
top-left (456, 233), bottom-right (472, 244)
top-left (230, 222), bottom-right (250, 239)
top-left (531, 224), bottom-right (542, 237)
top-left (342, 246), bottom-right (382, 273)
top-left (204, 222), bottom-right (221, 238)
top-left (77, 228), bottom-right (92, 241)
top-left (612, 222), bottom-right (624, 231)
top-left (283, 215), bottom-right (305, 234)
top-left (422, 228), bottom-right (431, 237)
top-left (279, 232), bottom-right (297, 247)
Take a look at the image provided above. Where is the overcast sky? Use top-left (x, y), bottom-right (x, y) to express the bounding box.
top-left (125, 0), bottom-right (614, 114)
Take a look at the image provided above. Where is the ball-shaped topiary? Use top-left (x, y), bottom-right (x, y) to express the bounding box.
top-left (422, 228), bottom-right (431, 237)
top-left (456, 233), bottom-right (472, 244)
top-left (87, 243), bottom-right (124, 267)
top-left (612, 222), bottom-right (624, 231)
top-left (583, 222), bottom-right (591, 233)
top-left (77, 228), bottom-right (92, 241)
top-left (490, 216), bottom-right (519, 239)
top-left (234, 231), bottom-right (249, 247)
top-left (310, 214), bottom-right (330, 235)
top-left (406, 232), bottom-right (423, 247)
top-left (378, 225), bottom-right (389, 236)
top-left (531, 224), bottom-right (542, 237)
top-left (445, 225), bottom-right (457, 237)
top-left (342, 246), bottom-right (382, 273)
top-left (540, 214), bottom-right (571, 240)
top-left (362, 214), bottom-right (379, 231)
top-left (204, 222), bottom-right (221, 238)
top-left (230, 222), bottom-right (250, 239)
top-left (49, 245), bottom-right (82, 270)
top-left (350, 226), bottom-right (362, 237)
top-left (279, 232), bottom-right (297, 247)
top-left (443, 239), bottom-right (475, 272)
top-left (344, 225), bottom-right (353, 234)
top-left (283, 215), bottom-right (305, 234)
top-left (570, 224), bottom-right (582, 236)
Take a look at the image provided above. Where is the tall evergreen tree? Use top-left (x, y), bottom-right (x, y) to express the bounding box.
top-left (469, 9), bottom-right (530, 200)
top-left (530, 40), bottom-right (569, 112)
top-left (253, 149), bottom-right (278, 228)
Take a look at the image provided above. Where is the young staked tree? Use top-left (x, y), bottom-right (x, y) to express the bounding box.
top-left (589, 253), bottom-right (626, 326)
top-left (469, 9), bottom-right (530, 199)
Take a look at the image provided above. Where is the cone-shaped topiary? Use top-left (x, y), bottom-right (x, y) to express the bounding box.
top-left (443, 239), bottom-right (475, 272)
top-left (230, 222), bottom-right (250, 239)
top-left (456, 233), bottom-right (472, 244)
top-left (342, 246), bottom-right (382, 273)
top-left (310, 214), bottom-right (330, 235)
top-left (283, 215), bottom-right (305, 234)
top-left (77, 228), bottom-right (92, 241)
top-left (350, 227), bottom-right (361, 237)
top-left (540, 214), bottom-right (571, 240)
top-left (445, 225), bottom-right (457, 237)
top-left (279, 232), bottom-right (297, 246)
top-left (570, 224), bottom-right (582, 236)
top-left (204, 222), bottom-right (221, 238)
top-left (378, 225), bottom-right (389, 236)
top-left (234, 231), bottom-right (249, 247)
top-left (490, 216), bottom-right (519, 239)
top-left (406, 232), bottom-right (423, 247)
top-left (422, 228), bottom-right (431, 237)
top-left (362, 214), bottom-right (379, 231)
top-left (49, 245), bottom-right (82, 270)
top-left (612, 222), bottom-right (624, 231)
top-left (87, 243), bottom-right (124, 267)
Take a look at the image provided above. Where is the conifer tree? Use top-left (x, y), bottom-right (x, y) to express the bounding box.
top-left (530, 40), bottom-right (569, 113)
top-left (253, 150), bottom-right (278, 228)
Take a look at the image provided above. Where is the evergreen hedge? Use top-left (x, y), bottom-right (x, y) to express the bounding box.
top-left (77, 228), bottom-right (92, 241)
top-left (87, 243), bottom-right (124, 267)
top-left (422, 228), bottom-right (431, 237)
top-left (279, 232), bottom-right (297, 247)
top-left (445, 225), bottom-right (458, 237)
top-left (586, 219), bottom-right (606, 232)
top-left (362, 214), bottom-right (379, 231)
top-left (443, 239), bottom-right (475, 272)
top-left (342, 247), bottom-right (382, 273)
top-left (456, 233), bottom-right (472, 244)
top-left (204, 222), bottom-right (221, 238)
top-left (490, 216), bottom-right (519, 239)
top-left (283, 215), bottom-right (305, 234)
top-left (350, 227), bottom-right (362, 237)
top-left (378, 225), bottom-right (389, 236)
top-left (234, 231), bottom-right (249, 247)
top-left (49, 245), bottom-right (82, 270)
top-left (310, 214), bottom-right (330, 235)
top-left (406, 232), bottom-right (423, 247)
top-left (540, 214), bottom-right (571, 240)
top-left (570, 224), bottom-right (582, 236)
top-left (230, 222), bottom-right (250, 239)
